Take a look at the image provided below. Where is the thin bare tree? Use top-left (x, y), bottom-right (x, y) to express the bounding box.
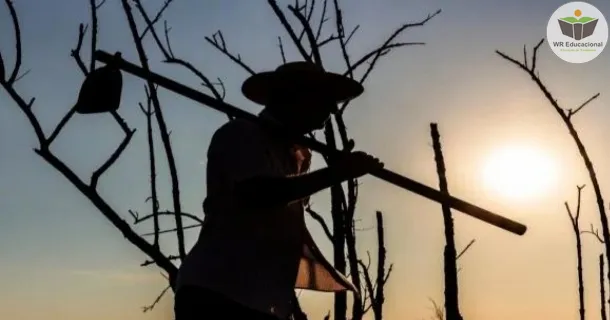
top-left (602, 254), bottom-right (607, 320)
top-left (358, 211), bottom-right (392, 320)
top-left (430, 123), bottom-right (463, 320)
top-left (429, 123), bottom-right (477, 320)
top-left (425, 238), bottom-right (476, 320)
top-left (496, 38), bottom-right (609, 314)
top-left (565, 184), bottom-right (587, 320)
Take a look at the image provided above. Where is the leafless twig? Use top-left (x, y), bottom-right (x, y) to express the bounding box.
top-left (339, 8), bottom-right (441, 114)
top-left (142, 284), bottom-right (171, 312)
top-left (305, 206), bottom-right (333, 242)
top-left (455, 239), bottom-right (476, 261)
top-left (205, 31), bottom-right (256, 75)
top-left (582, 224), bottom-right (605, 244)
top-left (129, 209), bottom-right (203, 225)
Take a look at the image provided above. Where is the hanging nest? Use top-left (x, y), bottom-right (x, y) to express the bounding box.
top-left (75, 57), bottom-right (123, 114)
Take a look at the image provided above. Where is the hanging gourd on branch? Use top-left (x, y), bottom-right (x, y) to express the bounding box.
top-left (74, 53), bottom-right (123, 114)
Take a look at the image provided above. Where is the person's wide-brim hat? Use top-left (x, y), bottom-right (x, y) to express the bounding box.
top-left (242, 61), bottom-right (364, 106)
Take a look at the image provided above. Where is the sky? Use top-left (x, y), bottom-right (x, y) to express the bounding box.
top-left (2, 0), bottom-right (610, 319)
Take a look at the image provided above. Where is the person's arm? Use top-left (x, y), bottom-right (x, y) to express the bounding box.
top-left (236, 150), bottom-right (383, 209)
top-left (208, 119), bottom-right (381, 211)
top-left (235, 166), bottom-right (348, 209)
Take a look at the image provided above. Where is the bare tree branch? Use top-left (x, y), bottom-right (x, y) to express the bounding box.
top-left (356, 9), bottom-right (440, 84)
top-left (314, 0), bottom-right (328, 42)
top-left (567, 93), bottom-right (600, 120)
top-left (130, 210), bottom-right (203, 225)
top-left (582, 224), bottom-right (605, 244)
top-left (565, 184), bottom-right (587, 320)
top-left (355, 212), bottom-right (391, 320)
top-left (344, 25), bottom-right (359, 46)
top-left (0, 51), bottom-right (5, 81)
top-left (142, 255), bottom-right (180, 267)
top-left (566, 185), bottom-right (586, 226)
top-left (338, 9), bottom-right (440, 114)
top-left (70, 24), bottom-right (89, 75)
top-left (296, 0), bottom-right (316, 41)
top-left (133, 1), bottom-right (230, 120)
top-left (4, 0), bottom-right (22, 85)
top-left (36, 148), bottom-right (178, 280)
top-left (317, 34), bottom-right (340, 47)
top-left (344, 42), bottom-right (423, 78)
top-left (205, 31), bottom-right (256, 75)
top-left (278, 36), bottom-right (287, 63)
top-left (288, 5), bottom-right (323, 66)
top-left (88, 0), bottom-right (100, 71)
top-left (139, 86), bottom-right (161, 247)
top-left (357, 258), bottom-right (375, 315)
top-left (305, 206), bottom-right (333, 242)
top-left (141, 223), bottom-right (202, 237)
top-left (332, 0), bottom-right (352, 78)
top-left (267, 0), bottom-right (311, 61)
top-left (455, 239), bottom-right (476, 261)
top-left (428, 298), bottom-right (445, 320)
top-left (142, 284), bottom-right (171, 312)
top-left (139, 0), bottom-right (174, 40)
top-left (120, 0), bottom-right (187, 261)
top-left (47, 21), bottom-right (99, 147)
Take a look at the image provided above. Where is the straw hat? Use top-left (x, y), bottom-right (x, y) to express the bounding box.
top-left (242, 61), bottom-right (364, 106)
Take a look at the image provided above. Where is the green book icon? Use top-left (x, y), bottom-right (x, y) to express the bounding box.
top-left (558, 16), bottom-right (598, 40)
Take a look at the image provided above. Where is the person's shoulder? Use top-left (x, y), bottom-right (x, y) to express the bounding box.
top-left (216, 118), bottom-right (263, 136)
top-left (211, 118), bottom-right (265, 145)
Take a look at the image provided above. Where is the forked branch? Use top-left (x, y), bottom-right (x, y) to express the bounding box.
top-left (339, 8), bottom-right (441, 113)
top-left (305, 206), bottom-right (334, 242)
top-left (205, 31), bottom-right (256, 75)
top-left (565, 184), bottom-right (587, 320)
top-left (357, 211), bottom-right (392, 320)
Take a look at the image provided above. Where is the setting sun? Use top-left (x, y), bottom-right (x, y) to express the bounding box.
top-left (482, 146), bottom-right (559, 200)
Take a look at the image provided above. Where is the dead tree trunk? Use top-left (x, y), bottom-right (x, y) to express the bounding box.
top-left (371, 211), bottom-right (388, 320)
top-left (358, 211), bottom-right (392, 320)
top-left (324, 122), bottom-right (348, 320)
top-left (430, 123), bottom-right (462, 320)
top-left (565, 185), bottom-right (586, 320)
top-left (602, 254), bottom-right (607, 320)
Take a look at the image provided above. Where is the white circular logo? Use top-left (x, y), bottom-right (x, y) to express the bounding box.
top-left (547, 1), bottom-right (608, 63)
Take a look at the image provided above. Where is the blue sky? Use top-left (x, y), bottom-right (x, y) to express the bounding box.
top-left (2, 0), bottom-right (610, 319)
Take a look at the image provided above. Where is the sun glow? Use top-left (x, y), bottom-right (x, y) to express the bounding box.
top-left (482, 146), bottom-right (559, 200)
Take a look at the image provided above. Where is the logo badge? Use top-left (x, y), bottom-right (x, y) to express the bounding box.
top-left (547, 1), bottom-right (608, 63)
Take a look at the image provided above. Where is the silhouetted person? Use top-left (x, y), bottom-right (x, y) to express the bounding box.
top-left (174, 61), bottom-right (383, 320)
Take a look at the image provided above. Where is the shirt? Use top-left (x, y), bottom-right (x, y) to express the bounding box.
top-left (175, 111), bottom-right (358, 319)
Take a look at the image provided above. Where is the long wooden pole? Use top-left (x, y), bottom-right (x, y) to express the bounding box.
top-left (94, 50), bottom-right (527, 236)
